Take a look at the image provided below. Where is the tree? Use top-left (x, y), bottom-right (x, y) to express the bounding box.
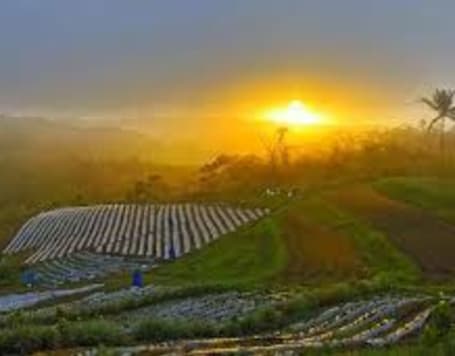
top-left (261, 126), bottom-right (290, 183)
top-left (276, 127), bottom-right (290, 167)
top-left (127, 174), bottom-right (164, 203)
top-left (421, 89), bottom-right (455, 155)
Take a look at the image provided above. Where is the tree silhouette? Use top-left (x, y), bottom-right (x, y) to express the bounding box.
top-left (261, 126), bottom-right (290, 183)
top-left (421, 89), bottom-right (455, 155)
top-left (127, 174), bottom-right (164, 203)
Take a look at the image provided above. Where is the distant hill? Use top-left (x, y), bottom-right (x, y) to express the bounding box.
top-left (0, 115), bottom-right (162, 161)
top-left (0, 116), bottom-right (201, 249)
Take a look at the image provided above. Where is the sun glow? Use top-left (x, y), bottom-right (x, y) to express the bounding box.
top-left (264, 100), bottom-right (324, 126)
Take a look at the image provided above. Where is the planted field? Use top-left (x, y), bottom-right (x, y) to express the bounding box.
top-left (153, 196), bottom-right (418, 287)
top-left (3, 204), bottom-right (269, 264)
top-left (374, 177), bottom-right (455, 224)
top-left (280, 208), bottom-right (361, 283)
top-left (39, 290), bottom-right (447, 355)
top-left (0, 277), bottom-right (447, 355)
top-left (327, 185), bottom-right (455, 277)
top-left (27, 252), bottom-right (156, 287)
top-left (152, 218), bottom-right (286, 287)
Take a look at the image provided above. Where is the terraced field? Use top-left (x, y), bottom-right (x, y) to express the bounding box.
top-left (0, 179), bottom-right (454, 354)
top-left (26, 252), bottom-right (156, 287)
top-left (58, 290), bottom-right (447, 355)
top-left (4, 204), bottom-right (269, 264)
top-left (326, 185), bottom-right (455, 277)
top-left (281, 207), bottom-right (361, 282)
top-left (0, 280), bottom-right (448, 355)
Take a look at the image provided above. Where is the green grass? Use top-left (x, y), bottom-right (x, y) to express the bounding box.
top-left (151, 217), bottom-right (287, 288)
top-left (374, 177), bottom-right (455, 224)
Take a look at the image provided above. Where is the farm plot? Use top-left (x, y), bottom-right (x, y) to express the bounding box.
top-left (281, 208), bottom-right (361, 283)
top-left (16, 285), bottom-right (172, 323)
top-left (0, 285), bottom-right (283, 331)
top-left (25, 252), bottom-right (156, 288)
top-left (0, 283), bottom-right (102, 313)
top-left (326, 185), bottom-right (455, 277)
top-left (115, 291), bottom-right (283, 325)
top-left (3, 204), bottom-right (269, 264)
top-left (78, 294), bottom-right (445, 355)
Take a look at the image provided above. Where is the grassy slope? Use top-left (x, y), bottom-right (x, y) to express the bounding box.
top-left (374, 177), bottom-right (455, 224)
top-left (0, 177), bottom-right (424, 290)
top-left (151, 192), bottom-right (420, 288)
top-left (151, 218), bottom-right (287, 288)
top-left (293, 197), bottom-right (420, 286)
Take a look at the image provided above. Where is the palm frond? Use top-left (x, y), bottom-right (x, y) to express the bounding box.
top-left (421, 89), bottom-right (455, 118)
top-left (427, 115), bottom-right (443, 132)
top-left (448, 108), bottom-right (455, 121)
top-left (420, 97), bottom-right (438, 111)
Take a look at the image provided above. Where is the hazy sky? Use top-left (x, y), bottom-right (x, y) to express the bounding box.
top-left (1, 1), bottom-right (454, 126)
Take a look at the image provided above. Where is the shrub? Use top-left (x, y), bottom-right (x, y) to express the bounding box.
top-left (133, 319), bottom-right (217, 342)
top-left (422, 301), bottom-right (452, 346)
top-left (134, 319), bottom-right (189, 341)
top-left (60, 320), bottom-right (127, 347)
top-left (431, 301), bottom-right (452, 337)
top-left (0, 255), bottom-right (23, 287)
top-left (0, 325), bottom-right (60, 354)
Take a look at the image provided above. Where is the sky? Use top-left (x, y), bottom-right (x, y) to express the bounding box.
top-left (1, 1), bottom-right (454, 134)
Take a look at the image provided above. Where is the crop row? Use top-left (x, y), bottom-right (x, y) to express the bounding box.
top-left (4, 204), bottom-right (268, 264)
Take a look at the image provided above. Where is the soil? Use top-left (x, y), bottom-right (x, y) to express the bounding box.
top-left (327, 185), bottom-right (455, 278)
top-left (281, 209), bottom-right (361, 283)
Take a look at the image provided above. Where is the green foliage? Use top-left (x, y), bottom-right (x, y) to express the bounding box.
top-left (431, 301), bottom-right (452, 337)
top-left (59, 320), bottom-right (127, 347)
top-left (8, 309), bottom-right (26, 328)
top-left (0, 325), bottom-right (60, 354)
top-left (422, 301), bottom-right (453, 346)
top-left (0, 320), bottom-right (127, 353)
top-left (133, 319), bottom-right (217, 341)
top-left (0, 254), bottom-right (28, 290)
top-left (0, 285), bottom-right (231, 329)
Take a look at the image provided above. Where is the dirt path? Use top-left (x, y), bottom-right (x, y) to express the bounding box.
top-left (326, 185), bottom-right (455, 277)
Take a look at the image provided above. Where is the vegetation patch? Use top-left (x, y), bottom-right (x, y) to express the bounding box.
top-left (374, 177), bottom-right (455, 224)
top-left (326, 184), bottom-right (455, 278)
top-left (151, 218), bottom-right (286, 287)
top-left (282, 197), bottom-right (420, 287)
top-left (278, 201), bottom-right (362, 283)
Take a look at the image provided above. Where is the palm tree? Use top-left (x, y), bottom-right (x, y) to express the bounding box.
top-left (421, 89), bottom-right (455, 155)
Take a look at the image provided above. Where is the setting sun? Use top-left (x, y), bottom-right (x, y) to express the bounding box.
top-left (264, 100), bottom-right (324, 127)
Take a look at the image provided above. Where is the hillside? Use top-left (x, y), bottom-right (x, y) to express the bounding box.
top-left (4, 176), bottom-right (455, 291)
top-left (1, 177), bottom-right (455, 354)
top-left (151, 177), bottom-right (455, 288)
top-left (0, 116), bottom-right (198, 255)
top-left (152, 188), bottom-right (422, 288)
top-left (326, 183), bottom-right (455, 278)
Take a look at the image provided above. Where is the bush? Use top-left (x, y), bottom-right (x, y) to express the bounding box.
top-left (432, 301), bottom-right (452, 337)
top-left (134, 319), bottom-right (217, 342)
top-left (0, 325), bottom-right (60, 354)
top-left (0, 254), bottom-right (23, 287)
top-left (60, 320), bottom-right (127, 347)
top-left (422, 301), bottom-right (453, 346)
top-left (136, 319), bottom-right (188, 341)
